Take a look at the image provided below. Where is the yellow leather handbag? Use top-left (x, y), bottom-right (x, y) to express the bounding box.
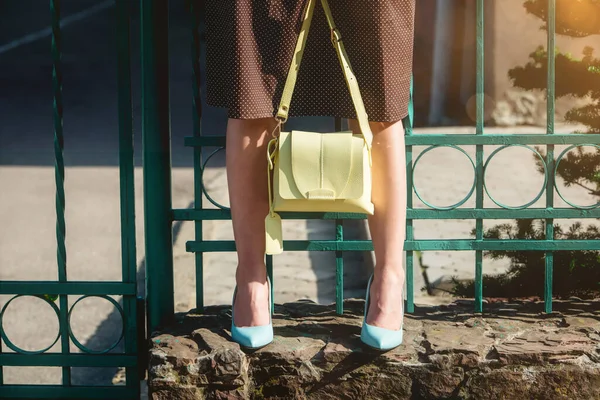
top-left (265, 0), bottom-right (374, 255)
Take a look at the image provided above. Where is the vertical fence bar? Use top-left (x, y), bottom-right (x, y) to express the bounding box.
top-left (266, 255), bottom-right (274, 314)
top-left (474, 0), bottom-right (485, 313)
top-left (545, 0), bottom-right (556, 314)
top-left (334, 117), bottom-right (344, 314)
top-left (51, 0), bottom-right (65, 285)
top-left (51, 0), bottom-right (71, 385)
top-left (141, 0), bottom-right (174, 333)
top-left (334, 117), bottom-right (342, 131)
top-left (405, 76), bottom-right (414, 313)
top-left (136, 297), bottom-right (147, 378)
top-left (335, 220), bottom-right (344, 315)
top-left (116, 0), bottom-right (140, 388)
top-left (190, 0), bottom-right (204, 312)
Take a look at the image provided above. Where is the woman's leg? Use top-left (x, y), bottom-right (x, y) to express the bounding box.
top-left (226, 117), bottom-right (277, 327)
top-left (350, 118), bottom-right (407, 330)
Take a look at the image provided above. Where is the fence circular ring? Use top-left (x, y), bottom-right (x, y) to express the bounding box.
top-left (0, 294), bottom-right (61, 354)
top-left (67, 295), bottom-right (125, 354)
top-left (412, 144), bottom-right (477, 210)
top-left (482, 144), bottom-right (548, 210)
top-left (554, 143), bottom-right (600, 210)
top-left (200, 146), bottom-right (230, 210)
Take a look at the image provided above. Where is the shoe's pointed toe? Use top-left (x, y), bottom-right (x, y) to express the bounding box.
top-left (360, 322), bottom-right (403, 351)
top-left (231, 276), bottom-right (274, 349)
top-left (231, 323), bottom-right (274, 349)
top-left (360, 273), bottom-right (405, 351)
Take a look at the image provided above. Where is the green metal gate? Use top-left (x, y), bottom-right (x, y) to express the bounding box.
top-left (143, 0), bottom-right (600, 340)
top-left (0, 1), bottom-right (142, 399)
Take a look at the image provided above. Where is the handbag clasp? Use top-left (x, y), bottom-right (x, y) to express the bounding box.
top-left (306, 188), bottom-right (336, 200)
top-left (330, 27), bottom-right (342, 46)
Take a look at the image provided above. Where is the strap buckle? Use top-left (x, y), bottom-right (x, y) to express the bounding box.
top-left (330, 27), bottom-right (342, 46)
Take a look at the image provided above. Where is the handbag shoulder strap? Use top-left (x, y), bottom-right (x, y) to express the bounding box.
top-left (275, 0), bottom-right (373, 150)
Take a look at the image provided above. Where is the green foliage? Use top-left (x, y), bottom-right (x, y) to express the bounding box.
top-left (523, 0), bottom-right (600, 37)
top-left (452, 219), bottom-right (600, 298)
top-left (453, 0), bottom-right (600, 299)
top-left (509, 46), bottom-right (600, 132)
top-left (510, 0), bottom-right (600, 132)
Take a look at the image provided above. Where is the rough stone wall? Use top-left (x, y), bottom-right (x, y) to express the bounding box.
top-left (148, 299), bottom-right (600, 400)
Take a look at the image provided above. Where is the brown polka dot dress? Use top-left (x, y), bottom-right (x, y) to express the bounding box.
top-left (204, 0), bottom-right (415, 122)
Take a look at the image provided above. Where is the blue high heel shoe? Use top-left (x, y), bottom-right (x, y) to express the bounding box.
top-left (231, 276), bottom-right (273, 349)
top-left (360, 273), bottom-right (404, 350)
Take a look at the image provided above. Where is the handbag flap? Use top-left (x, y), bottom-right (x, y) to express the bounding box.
top-left (278, 130), bottom-right (364, 200)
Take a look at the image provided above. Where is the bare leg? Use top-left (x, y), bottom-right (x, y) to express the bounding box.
top-left (349, 118), bottom-right (407, 330)
top-left (226, 117), bottom-right (277, 327)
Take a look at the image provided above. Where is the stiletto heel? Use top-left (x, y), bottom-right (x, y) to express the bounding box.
top-left (360, 273), bottom-right (404, 350)
top-left (231, 276), bottom-right (273, 349)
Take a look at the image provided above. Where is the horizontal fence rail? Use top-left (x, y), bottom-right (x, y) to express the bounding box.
top-left (185, 133), bottom-right (600, 147)
top-left (173, 208), bottom-right (600, 221)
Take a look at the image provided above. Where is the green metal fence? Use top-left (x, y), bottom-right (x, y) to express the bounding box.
top-left (145, 0), bottom-right (600, 338)
top-left (0, 1), bottom-right (141, 399)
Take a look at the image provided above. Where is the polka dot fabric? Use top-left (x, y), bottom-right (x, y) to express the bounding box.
top-left (205, 0), bottom-right (415, 122)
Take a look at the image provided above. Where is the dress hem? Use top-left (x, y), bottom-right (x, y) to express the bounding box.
top-left (205, 100), bottom-right (409, 123)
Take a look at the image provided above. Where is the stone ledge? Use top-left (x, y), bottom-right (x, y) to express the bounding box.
top-left (148, 299), bottom-right (600, 400)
